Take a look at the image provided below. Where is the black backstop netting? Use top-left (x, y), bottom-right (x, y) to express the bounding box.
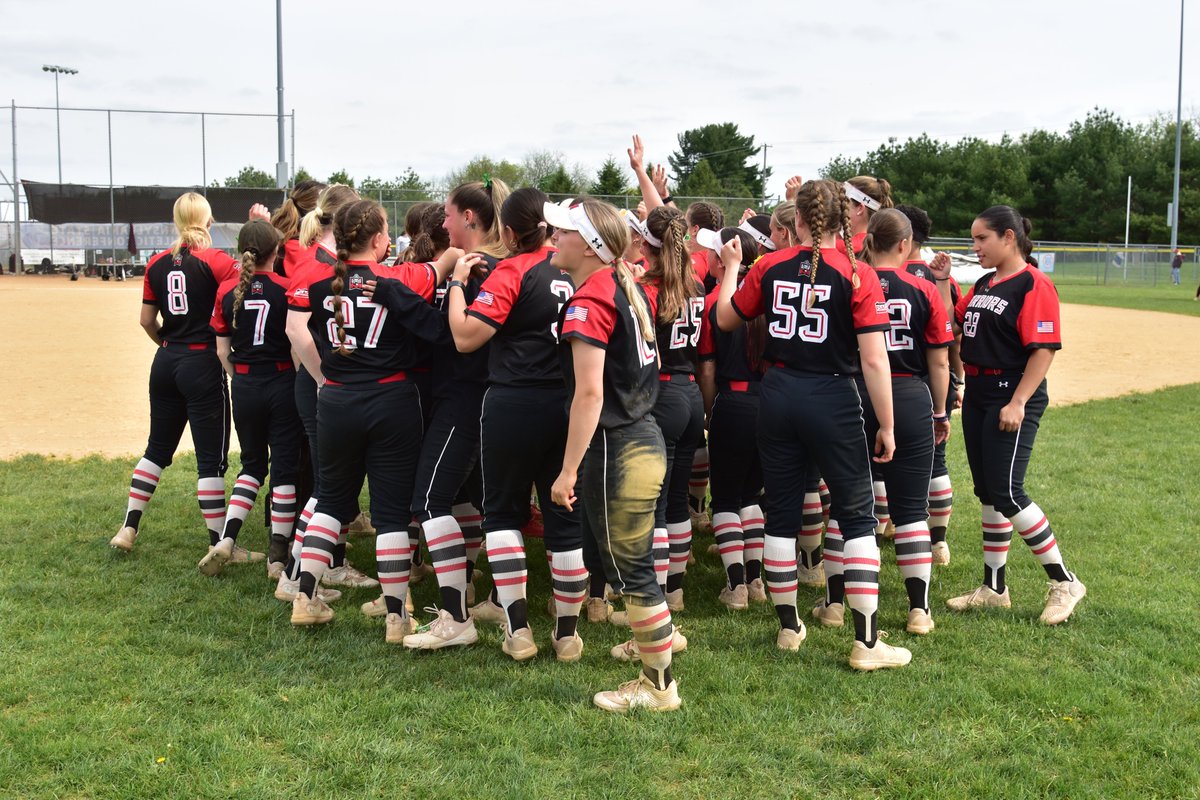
top-left (22, 181), bottom-right (286, 225)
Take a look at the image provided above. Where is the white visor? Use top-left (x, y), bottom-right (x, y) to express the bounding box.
top-left (843, 182), bottom-right (882, 211)
top-left (542, 200), bottom-right (617, 264)
top-left (738, 220), bottom-right (776, 251)
top-left (695, 228), bottom-right (725, 254)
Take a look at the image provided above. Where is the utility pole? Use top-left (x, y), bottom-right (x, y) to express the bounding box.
top-left (275, 0), bottom-right (288, 189)
top-left (760, 143), bottom-right (770, 208)
top-left (1170, 0), bottom-right (1185, 252)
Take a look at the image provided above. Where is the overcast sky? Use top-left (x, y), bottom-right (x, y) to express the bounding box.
top-left (1, 0), bottom-right (1196, 204)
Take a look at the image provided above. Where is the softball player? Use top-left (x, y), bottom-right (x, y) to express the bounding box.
top-left (199, 220), bottom-right (302, 577)
top-left (546, 197), bottom-right (679, 712)
top-left (840, 175), bottom-right (894, 257)
top-left (445, 187), bottom-right (582, 662)
top-left (933, 206), bottom-right (1086, 625)
top-left (111, 192), bottom-right (238, 556)
top-left (714, 179), bottom-right (911, 670)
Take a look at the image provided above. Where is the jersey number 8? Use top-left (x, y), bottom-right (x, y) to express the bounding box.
top-left (166, 271), bottom-right (189, 315)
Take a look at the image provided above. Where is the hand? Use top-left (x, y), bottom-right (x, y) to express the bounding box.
top-left (934, 419), bottom-right (951, 445)
top-left (550, 469), bottom-right (577, 511)
top-left (248, 203), bottom-right (271, 222)
top-left (627, 134), bottom-right (646, 173)
top-left (624, 258), bottom-right (647, 279)
top-left (652, 164), bottom-right (669, 197)
top-left (636, 201), bottom-right (648, 221)
top-left (953, 383), bottom-right (964, 410)
top-left (872, 428), bottom-right (895, 463)
top-left (453, 252), bottom-right (484, 283)
top-left (363, 279), bottom-right (378, 300)
top-left (998, 400), bottom-right (1025, 432)
top-left (929, 251), bottom-right (953, 281)
top-left (740, 207), bottom-right (757, 224)
top-left (720, 236), bottom-right (743, 268)
top-left (785, 175), bottom-right (803, 202)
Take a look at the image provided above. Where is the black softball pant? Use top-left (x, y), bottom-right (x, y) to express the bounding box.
top-left (412, 384), bottom-right (485, 523)
top-left (144, 346), bottom-right (229, 478)
top-left (314, 381), bottom-right (423, 532)
top-left (961, 373), bottom-right (1048, 518)
top-left (650, 377), bottom-right (705, 527)
top-left (757, 368), bottom-right (876, 542)
top-left (230, 368), bottom-right (302, 487)
top-left (859, 375), bottom-right (934, 526)
top-left (479, 385), bottom-right (581, 551)
top-left (927, 373), bottom-right (952, 480)
top-left (580, 418), bottom-right (667, 604)
top-left (295, 366), bottom-right (320, 494)
top-left (707, 387), bottom-right (763, 513)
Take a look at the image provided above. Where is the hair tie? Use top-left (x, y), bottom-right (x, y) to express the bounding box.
top-left (483, 172), bottom-right (493, 191)
top-left (537, 221), bottom-right (548, 229)
top-left (246, 248), bottom-right (259, 257)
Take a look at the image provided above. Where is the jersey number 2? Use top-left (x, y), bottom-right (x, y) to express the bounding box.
top-left (884, 299), bottom-right (914, 351)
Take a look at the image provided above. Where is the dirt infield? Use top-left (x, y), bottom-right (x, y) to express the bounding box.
top-left (1, 273), bottom-right (1196, 460)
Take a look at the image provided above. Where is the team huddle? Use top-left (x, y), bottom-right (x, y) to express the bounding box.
top-left (109, 136), bottom-right (1087, 713)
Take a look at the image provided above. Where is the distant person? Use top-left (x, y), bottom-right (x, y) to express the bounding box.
top-left (7, 252), bottom-right (15, 274)
top-left (1171, 249), bottom-right (1183, 286)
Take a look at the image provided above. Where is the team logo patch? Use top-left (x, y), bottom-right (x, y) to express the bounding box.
top-left (914, 268), bottom-right (926, 279)
top-left (797, 260), bottom-right (812, 277)
top-left (349, 274), bottom-right (365, 290)
top-left (944, 320), bottom-right (953, 333)
top-left (250, 281), bottom-right (263, 296)
top-left (564, 305), bottom-right (589, 322)
top-left (476, 290), bottom-right (495, 306)
top-left (875, 301), bottom-right (887, 314)
top-left (294, 288), bottom-right (309, 299)
top-left (879, 277), bottom-right (889, 292)
top-left (1036, 320), bottom-right (1055, 334)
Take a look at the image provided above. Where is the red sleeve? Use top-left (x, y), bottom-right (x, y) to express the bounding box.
top-left (287, 264), bottom-right (315, 310)
top-left (730, 259), bottom-right (766, 321)
top-left (282, 239), bottom-right (312, 278)
top-left (690, 251), bottom-right (709, 284)
top-left (1016, 272), bottom-right (1062, 349)
top-left (142, 264), bottom-right (157, 303)
top-left (211, 281), bottom-right (234, 336)
top-left (697, 291), bottom-right (718, 359)
top-left (467, 258), bottom-right (523, 329)
top-left (640, 281), bottom-right (660, 322)
top-left (560, 285), bottom-right (617, 349)
top-left (922, 281), bottom-right (953, 347)
top-left (851, 266), bottom-right (889, 332)
top-left (955, 287), bottom-right (974, 326)
top-left (377, 261), bottom-right (437, 301)
top-left (205, 249), bottom-right (241, 284)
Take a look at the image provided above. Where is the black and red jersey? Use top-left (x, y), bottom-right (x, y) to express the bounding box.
top-left (955, 265), bottom-right (1062, 371)
top-left (280, 238), bottom-right (314, 279)
top-left (143, 246), bottom-right (240, 345)
top-left (642, 278), bottom-right (704, 376)
top-left (904, 259), bottom-right (962, 307)
top-left (874, 266), bottom-right (953, 376)
top-left (559, 268), bottom-right (659, 429)
top-left (466, 246), bottom-right (573, 388)
top-left (290, 259), bottom-right (437, 384)
top-left (698, 287), bottom-right (762, 384)
top-left (212, 271), bottom-right (293, 365)
top-left (835, 231), bottom-right (868, 257)
top-left (730, 245), bottom-right (888, 375)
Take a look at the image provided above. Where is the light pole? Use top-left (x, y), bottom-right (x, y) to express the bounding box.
top-left (42, 64), bottom-right (77, 274)
top-left (275, 0), bottom-right (288, 189)
top-left (1170, 0), bottom-right (1184, 253)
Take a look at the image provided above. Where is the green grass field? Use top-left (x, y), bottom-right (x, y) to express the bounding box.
top-left (2, 385), bottom-right (1199, 799)
top-left (1056, 283), bottom-right (1200, 317)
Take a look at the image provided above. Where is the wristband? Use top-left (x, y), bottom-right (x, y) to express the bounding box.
top-left (661, 194), bottom-right (673, 204)
top-left (446, 280), bottom-right (466, 292)
top-left (935, 276), bottom-right (950, 282)
top-left (932, 413), bottom-right (949, 423)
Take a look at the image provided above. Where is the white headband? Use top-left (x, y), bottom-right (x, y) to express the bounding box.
top-left (621, 209), bottom-right (657, 247)
top-left (843, 182), bottom-right (882, 211)
top-left (543, 200), bottom-right (617, 264)
top-left (642, 223), bottom-right (663, 248)
top-left (738, 220), bottom-right (776, 251)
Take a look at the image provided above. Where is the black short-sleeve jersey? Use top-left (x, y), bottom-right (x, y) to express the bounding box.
top-left (874, 266), bottom-right (953, 376)
top-left (293, 259), bottom-right (438, 384)
top-left (212, 271), bottom-right (293, 365)
top-left (730, 245), bottom-right (888, 375)
top-left (698, 287), bottom-right (762, 384)
top-left (955, 265), bottom-right (1062, 371)
top-left (466, 246), bottom-right (574, 388)
top-left (143, 246), bottom-right (240, 345)
top-left (559, 268), bottom-right (659, 429)
top-left (642, 279), bottom-right (704, 376)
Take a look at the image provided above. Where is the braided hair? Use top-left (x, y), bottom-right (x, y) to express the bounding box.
top-left (642, 205), bottom-right (698, 323)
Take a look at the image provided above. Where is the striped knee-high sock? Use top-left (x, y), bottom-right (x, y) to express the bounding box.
top-left (408, 518), bottom-right (424, 570)
top-left (740, 504), bottom-right (765, 583)
top-left (894, 522), bottom-right (933, 611)
top-left (486, 529), bottom-right (528, 631)
top-left (627, 601), bottom-right (675, 690)
top-left (269, 484), bottom-right (297, 563)
top-left (763, 533), bottom-right (800, 631)
top-left (286, 497), bottom-right (317, 581)
top-left (873, 480), bottom-right (890, 536)
top-left (331, 521), bottom-right (351, 569)
top-left (823, 519), bottom-right (845, 605)
top-left (818, 478), bottom-right (831, 521)
top-left (688, 447), bottom-right (709, 514)
top-left (1010, 503), bottom-right (1071, 583)
top-left (298, 511), bottom-right (339, 598)
top-left (665, 521), bottom-right (692, 593)
top-left (843, 535), bottom-right (881, 646)
top-left (453, 502), bottom-right (484, 576)
top-left (219, 474), bottom-right (260, 542)
top-left (123, 458), bottom-right (163, 531)
top-left (797, 491), bottom-right (824, 568)
top-left (551, 548), bottom-right (588, 638)
top-left (652, 528), bottom-right (669, 591)
top-left (424, 515), bottom-right (468, 621)
top-left (376, 529), bottom-right (412, 616)
top-left (712, 512), bottom-right (745, 588)
top-left (982, 505), bottom-right (1013, 593)
top-left (927, 475), bottom-right (953, 545)
top-left (197, 477), bottom-right (226, 547)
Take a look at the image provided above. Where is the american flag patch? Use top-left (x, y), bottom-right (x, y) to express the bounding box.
top-left (1036, 320), bottom-right (1055, 334)
top-left (476, 290), bottom-right (495, 306)
top-left (564, 305), bottom-right (588, 322)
